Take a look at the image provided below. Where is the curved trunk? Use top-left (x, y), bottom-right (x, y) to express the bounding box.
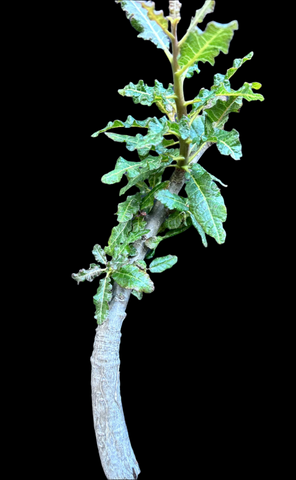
top-left (90, 145), bottom-right (213, 479)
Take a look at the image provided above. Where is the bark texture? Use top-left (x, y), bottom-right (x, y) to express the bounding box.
top-left (90, 144), bottom-right (213, 479)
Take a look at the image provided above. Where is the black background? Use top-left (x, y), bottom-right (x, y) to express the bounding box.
top-left (35, 1), bottom-right (277, 478)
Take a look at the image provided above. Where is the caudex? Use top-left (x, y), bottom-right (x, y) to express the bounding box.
top-left (72, 1), bottom-right (264, 478)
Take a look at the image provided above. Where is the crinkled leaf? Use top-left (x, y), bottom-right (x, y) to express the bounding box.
top-left (185, 164), bottom-right (227, 244)
top-left (115, 0), bottom-right (170, 52)
top-left (180, 0), bottom-right (215, 44)
top-left (71, 264), bottom-right (104, 284)
top-left (214, 128), bottom-right (242, 160)
top-left (91, 115), bottom-right (152, 137)
top-left (101, 157), bottom-right (142, 185)
top-left (92, 244), bottom-right (107, 264)
top-left (118, 80), bottom-right (176, 120)
top-left (116, 193), bottom-right (142, 222)
top-left (105, 131), bottom-right (165, 157)
top-left (119, 156), bottom-right (164, 196)
top-left (162, 210), bottom-right (185, 230)
top-left (144, 235), bottom-right (163, 249)
top-left (149, 254), bottom-right (178, 273)
top-left (111, 264), bottom-right (154, 293)
top-left (93, 276), bottom-right (113, 325)
top-left (140, 180), bottom-right (170, 210)
top-left (178, 20), bottom-right (238, 76)
top-left (154, 190), bottom-right (189, 212)
top-left (132, 215), bottom-right (148, 233)
top-left (178, 115), bottom-right (191, 140)
top-left (105, 220), bottom-right (132, 256)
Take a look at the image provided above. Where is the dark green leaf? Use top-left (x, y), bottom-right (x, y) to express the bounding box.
top-left (140, 180), bottom-right (170, 210)
top-left (111, 264), bottom-right (154, 293)
top-left (104, 221), bottom-right (132, 256)
top-left (189, 212), bottom-right (208, 247)
top-left (93, 275), bottom-right (113, 325)
top-left (101, 157), bottom-right (142, 185)
top-left (116, 193), bottom-right (142, 223)
top-left (91, 115), bottom-right (152, 137)
top-left (119, 156), bottom-right (164, 196)
top-left (185, 164), bottom-right (227, 244)
top-left (149, 255), bottom-right (178, 273)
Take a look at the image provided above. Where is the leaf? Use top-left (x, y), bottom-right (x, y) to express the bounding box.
top-left (71, 264), bottom-right (104, 284)
top-left (115, 0), bottom-right (171, 53)
top-left (132, 215), bottom-right (148, 233)
top-left (105, 131), bottom-right (165, 157)
top-left (105, 220), bottom-right (132, 256)
top-left (213, 128), bottom-right (242, 160)
top-left (179, 0), bottom-right (215, 46)
top-left (185, 164), bottom-right (227, 244)
top-left (162, 210), bottom-right (185, 230)
top-left (149, 254), bottom-right (178, 273)
top-left (101, 157), bottom-right (142, 185)
top-left (154, 190), bottom-right (189, 212)
top-left (119, 156), bottom-right (164, 196)
top-left (111, 264), bottom-right (154, 293)
top-left (93, 276), bottom-right (113, 325)
top-left (118, 80), bottom-right (176, 120)
top-left (116, 193), bottom-right (142, 222)
top-left (178, 20), bottom-right (238, 77)
top-left (189, 213), bottom-right (208, 247)
top-left (140, 180), bottom-right (170, 210)
top-left (91, 115), bottom-right (152, 138)
top-left (131, 289), bottom-right (144, 300)
top-left (92, 244), bottom-right (107, 264)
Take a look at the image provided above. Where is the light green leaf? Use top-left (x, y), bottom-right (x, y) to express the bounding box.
top-left (116, 193), bottom-right (142, 222)
top-left (185, 164), bottom-right (227, 244)
top-left (162, 210), bottom-right (185, 230)
top-left (132, 215), bottom-right (148, 233)
top-left (178, 20), bottom-right (238, 76)
top-left (131, 289), bottom-right (144, 300)
top-left (111, 264), bottom-right (154, 293)
top-left (154, 190), bottom-right (189, 212)
top-left (93, 275), bottom-right (113, 325)
top-left (204, 96), bottom-right (243, 128)
top-left (140, 180), bottom-right (170, 210)
top-left (178, 115), bottom-right (191, 140)
top-left (101, 157), bottom-right (141, 185)
top-left (149, 254), bottom-right (178, 273)
top-left (118, 80), bottom-right (176, 120)
top-left (214, 128), bottom-right (242, 160)
top-left (105, 220), bottom-right (132, 256)
top-left (92, 244), bottom-right (107, 264)
top-left (71, 264), bottom-right (104, 284)
top-left (180, 0), bottom-right (215, 46)
top-left (115, 0), bottom-right (171, 55)
top-left (91, 115), bottom-right (152, 137)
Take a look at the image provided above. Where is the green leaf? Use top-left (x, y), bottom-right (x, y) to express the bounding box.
top-left (144, 235), bottom-right (163, 250)
top-left (154, 190), bottom-right (189, 212)
top-left (101, 157), bottom-right (142, 185)
top-left (189, 213), bottom-right (208, 247)
top-left (149, 254), bottom-right (178, 273)
top-left (115, 0), bottom-right (171, 55)
top-left (118, 80), bottom-right (176, 120)
top-left (105, 130), bottom-right (165, 157)
top-left (162, 210), bottom-right (185, 230)
top-left (91, 115), bottom-right (152, 137)
top-left (213, 128), bottom-right (242, 160)
top-left (71, 264), bottom-right (104, 284)
top-left (132, 215), bottom-right (148, 233)
top-left (93, 276), bottom-right (113, 325)
top-left (105, 220), bottom-right (132, 256)
top-left (92, 244), bottom-right (107, 265)
top-left (185, 164), bottom-right (227, 244)
top-left (140, 180), bottom-right (170, 210)
top-left (116, 193), bottom-right (142, 222)
top-left (131, 289), bottom-right (144, 300)
top-left (180, 0), bottom-right (215, 45)
top-left (178, 20), bottom-right (238, 76)
top-left (111, 264), bottom-right (154, 293)
top-left (119, 156), bottom-right (164, 196)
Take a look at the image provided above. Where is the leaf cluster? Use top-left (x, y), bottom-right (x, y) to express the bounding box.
top-left (72, 1), bottom-right (264, 325)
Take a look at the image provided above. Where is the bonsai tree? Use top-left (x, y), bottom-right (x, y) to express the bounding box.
top-left (72, 1), bottom-right (264, 478)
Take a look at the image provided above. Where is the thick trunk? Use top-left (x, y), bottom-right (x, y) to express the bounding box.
top-left (90, 144), bottom-right (213, 479)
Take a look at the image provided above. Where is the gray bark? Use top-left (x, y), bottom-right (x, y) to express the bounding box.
top-left (90, 143), bottom-right (213, 479)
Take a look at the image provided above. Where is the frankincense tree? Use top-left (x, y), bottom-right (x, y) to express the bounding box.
top-left (72, 1), bottom-right (264, 478)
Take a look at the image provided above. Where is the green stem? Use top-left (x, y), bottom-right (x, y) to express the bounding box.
top-left (170, 18), bottom-right (190, 167)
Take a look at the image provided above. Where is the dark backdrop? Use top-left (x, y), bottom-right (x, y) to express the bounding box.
top-left (48, 2), bottom-right (272, 478)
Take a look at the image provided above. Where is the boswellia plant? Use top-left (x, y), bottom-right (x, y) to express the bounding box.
top-left (72, 1), bottom-right (264, 478)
